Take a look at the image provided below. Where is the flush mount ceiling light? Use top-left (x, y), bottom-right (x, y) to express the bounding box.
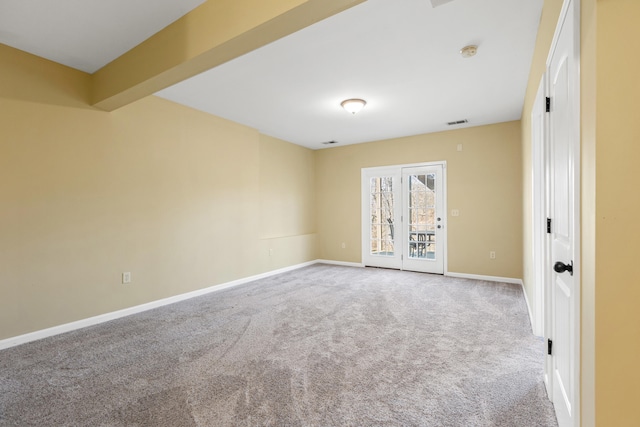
top-left (460, 45), bottom-right (478, 58)
top-left (341, 98), bottom-right (367, 114)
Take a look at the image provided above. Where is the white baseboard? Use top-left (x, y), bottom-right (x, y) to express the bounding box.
top-left (316, 259), bottom-right (365, 268)
top-left (445, 271), bottom-right (523, 286)
top-left (0, 260), bottom-right (318, 351)
top-left (446, 271), bottom-right (535, 334)
top-left (1, 262), bottom-right (532, 351)
top-left (519, 282), bottom-right (536, 335)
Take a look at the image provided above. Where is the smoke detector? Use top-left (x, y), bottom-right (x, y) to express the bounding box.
top-left (460, 45), bottom-right (478, 58)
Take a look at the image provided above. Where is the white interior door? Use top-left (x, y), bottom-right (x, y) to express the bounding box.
top-left (546, 0), bottom-right (580, 425)
top-left (361, 163), bottom-right (446, 274)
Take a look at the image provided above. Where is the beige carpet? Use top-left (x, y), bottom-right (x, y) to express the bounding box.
top-left (0, 264), bottom-right (557, 426)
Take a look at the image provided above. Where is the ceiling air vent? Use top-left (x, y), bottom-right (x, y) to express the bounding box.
top-left (447, 119), bottom-right (468, 126)
top-left (322, 140), bottom-right (339, 145)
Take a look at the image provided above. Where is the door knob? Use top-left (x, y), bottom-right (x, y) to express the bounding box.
top-left (553, 261), bottom-right (573, 276)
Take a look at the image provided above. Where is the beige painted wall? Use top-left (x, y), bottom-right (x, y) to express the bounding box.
top-left (0, 48), bottom-right (317, 340)
top-left (259, 134), bottom-right (316, 239)
top-left (594, 0), bottom-right (640, 424)
top-left (315, 121), bottom-right (523, 279)
top-left (0, 44), bottom-right (91, 109)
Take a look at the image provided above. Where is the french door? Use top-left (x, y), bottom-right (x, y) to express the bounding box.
top-left (361, 162), bottom-right (446, 274)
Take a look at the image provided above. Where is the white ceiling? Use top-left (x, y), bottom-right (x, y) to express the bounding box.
top-left (0, 0), bottom-right (205, 73)
top-left (157, 0), bottom-right (543, 149)
top-left (0, 0), bottom-right (542, 149)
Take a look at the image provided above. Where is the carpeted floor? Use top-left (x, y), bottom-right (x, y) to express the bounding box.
top-left (0, 264), bottom-right (558, 426)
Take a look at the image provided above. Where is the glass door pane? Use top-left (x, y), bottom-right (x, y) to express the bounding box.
top-left (362, 167), bottom-right (402, 270)
top-left (369, 176), bottom-right (395, 256)
top-left (407, 174), bottom-right (436, 260)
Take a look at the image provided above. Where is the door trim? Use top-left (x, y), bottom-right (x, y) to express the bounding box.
top-left (361, 161), bottom-right (448, 274)
top-left (532, 76), bottom-right (547, 339)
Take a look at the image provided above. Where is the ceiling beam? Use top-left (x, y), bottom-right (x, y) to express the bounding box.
top-left (91, 0), bottom-right (365, 111)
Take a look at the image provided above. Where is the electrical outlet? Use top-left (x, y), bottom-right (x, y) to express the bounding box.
top-left (451, 209), bottom-right (460, 217)
top-left (489, 251), bottom-right (496, 259)
top-left (122, 272), bottom-right (131, 284)
top-left (457, 143), bottom-right (463, 152)
top-left (269, 248), bottom-right (274, 256)
top-left (341, 242), bottom-right (346, 249)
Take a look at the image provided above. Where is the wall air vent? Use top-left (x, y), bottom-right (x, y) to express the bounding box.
top-left (447, 119), bottom-right (469, 126)
top-left (321, 140), bottom-right (338, 145)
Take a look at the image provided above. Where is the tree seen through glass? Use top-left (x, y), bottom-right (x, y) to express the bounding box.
top-left (370, 177), bottom-right (394, 256)
top-left (408, 174), bottom-right (437, 260)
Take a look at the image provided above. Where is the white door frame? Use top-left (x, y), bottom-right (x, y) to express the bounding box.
top-left (544, 0), bottom-right (580, 425)
top-left (532, 77), bottom-right (547, 339)
top-left (361, 161), bottom-right (447, 273)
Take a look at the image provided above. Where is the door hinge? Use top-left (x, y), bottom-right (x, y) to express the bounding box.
top-left (548, 339), bottom-right (553, 356)
top-left (545, 97), bottom-right (551, 113)
top-left (546, 218), bottom-right (552, 234)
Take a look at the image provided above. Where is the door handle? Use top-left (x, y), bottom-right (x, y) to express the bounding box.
top-left (553, 261), bottom-right (573, 276)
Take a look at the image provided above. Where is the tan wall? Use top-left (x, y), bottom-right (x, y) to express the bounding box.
top-left (258, 134), bottom-right (318, 271)
top-left (0, 43), bottom-right (91, 109)
top-left (259, 134), bottom-right (316, 239)
top-left (594, 0), bottom-right (640, 424)
top-left (0, 48), bottom-right (317, 340)
top-left (315, 121), bottom-right (523, 279)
